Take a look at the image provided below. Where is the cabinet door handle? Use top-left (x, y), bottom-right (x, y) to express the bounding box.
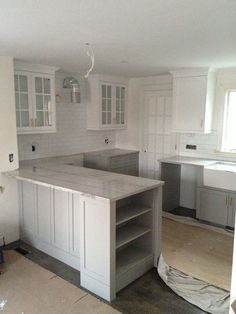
top-left (230, 197), bottom-right (233, 206)
top-left (226, 196), bottom-right (228, 206)
top-left (200, 119), bottom-right (204, 128)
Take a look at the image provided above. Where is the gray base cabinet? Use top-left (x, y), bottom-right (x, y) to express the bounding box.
top-left (84, 149), bottom-right (139, 176)
top-left (197, 186), bottom-right (236, 227)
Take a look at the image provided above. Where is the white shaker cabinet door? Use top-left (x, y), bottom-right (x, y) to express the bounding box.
top-left (197, 187), bottom-right (228, 225)
top-left (228, 193), bottom-right (236, 228)
top-left (79, 195), bottom-right (116, 301)
top-left (52, 189), bottom-right (70, 252)
top-left (20, 181), bottom-right (36, 238)
top-left (173, 76), bottom-right (207, 132)
top-left (69, 193), bottom-right (80, 257)
top-left (36, 185), bottom-right (51, 243)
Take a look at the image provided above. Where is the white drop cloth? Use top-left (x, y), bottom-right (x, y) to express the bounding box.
top-left (158, 254), bottom-right (230, 314)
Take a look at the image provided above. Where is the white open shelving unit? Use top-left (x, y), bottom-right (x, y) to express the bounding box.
top-left (115, 190), bottom-right (157, 292)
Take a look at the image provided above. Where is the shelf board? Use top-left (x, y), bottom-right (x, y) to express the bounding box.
top-left (116, 246), bottom-right (153, 277)
top-left (116, 223), bottom-right (151, 249)
top-left (116, 204), bottom-right (152, 226)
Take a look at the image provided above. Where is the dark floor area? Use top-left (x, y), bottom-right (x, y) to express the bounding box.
top-left (4, 241), bottom-right (206, 314)
top-left (169, 206), bottom-right (196, 219)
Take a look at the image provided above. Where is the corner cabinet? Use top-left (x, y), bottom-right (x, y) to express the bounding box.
top-left (171, 69), bottom-right (216, 133)
top-left (86, 74), bottom-right (128, 130)
top-left (14, 62), bottom-right (59, 134)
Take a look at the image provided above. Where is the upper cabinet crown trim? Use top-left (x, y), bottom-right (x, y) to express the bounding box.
top-left (14, 61), bottom-right (60, 75)
top-left (170, 68), bottom-right (216, 78)
top-left (88, 74), bottom-right (128, 85)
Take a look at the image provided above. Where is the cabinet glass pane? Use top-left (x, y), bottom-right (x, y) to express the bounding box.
top-left (102, 99), bottom-right (106, 111)
top-left (36, 111), bottom-right (44, 126)
top-left (44, 78), bottom-right (51, 94)
top-left (44, 112), bottom-right (52, 126)
top-left (116, 112), bottom-right (120, 124)
top-left (14, 75), bottom-right (19, 92)
top-left (121, 112), bottom-right (125, 124)
top-left (121, 87), bottom-right (125, 99)
top-left (35, 77), bottom-right (43, 93)
top-left (16, 111), bottom-right (20, 127)
top-left (19, 75), bottom-right (28, 92)
top-left (116, 87), bottom-right (121, 99)
top-left (102, 85), bottom-right (106, 98)
top-left (21, 111), bottom-right (30, 127)
top-left (107, 112), bottom-right (111, 124)
top-left (44, 96), bottom-right (51, 111)
top-left (15, 93), bottom-right (20, 109)
top-left (107, 99), bottom-right (112, 111)
top-left (36, 95), bottom-right (43, 110)
top-left (102, 112), bottom-right (106, 124)
top-left (121, 99), bottom-right (125, 111)
top-left (107, 85), bottom-right (112, 98)
top-left (116, 100), bottom-right (120, 111)
top-left (20, 94), bottom-right (29, 109)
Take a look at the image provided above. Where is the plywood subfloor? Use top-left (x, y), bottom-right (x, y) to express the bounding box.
top-left (0, 250), bottom-right (120, 314)
top-left (162, 217), bottom-right (234, 291)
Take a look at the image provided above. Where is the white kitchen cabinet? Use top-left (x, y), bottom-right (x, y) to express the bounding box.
top-left (14, 62), bottom-right (59, 134)
top-left (86, 74), bottom-right (127, 130)
top-left (19, 181), bottom-right (36, 239)
top-left (227, 193), bottom-right (236, 228)
top-left (52, 190), bottom-right (70, 252)
top-left (171, 69), bottom-right (216, 133)
top-left (197, 187), bottom-right (235, 227)
top-left (16, 170), bottom-right (163, 302)
top-left (36, 185), bottom-right (51, 244)
top-left (19, 181), bottom-right (81, 269)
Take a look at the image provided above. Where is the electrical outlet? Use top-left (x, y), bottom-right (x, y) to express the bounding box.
top-left (9, 153), bottom-right (14, 162)
top-left (32, 145), bottom-right (36, 152)
top-left (105, 138), bottom-right (109, 144)
top-left (186, 144), bottom-right (197, 150)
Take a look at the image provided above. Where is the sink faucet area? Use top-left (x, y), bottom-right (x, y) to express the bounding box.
top-left (204, 161), bottom-right (236, 191)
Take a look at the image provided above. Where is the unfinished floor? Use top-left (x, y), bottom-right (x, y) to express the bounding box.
top-left (4, 242), bottom-right (207, 314)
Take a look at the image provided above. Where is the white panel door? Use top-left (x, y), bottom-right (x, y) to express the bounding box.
top-left (140, 90), bottom-right (176, 179)
top-left (52, 189), bottom-right (70, 252)
top-left (21, 181), bottom-right (35, 237)
top-left (36, 185), bottom-right (51, 243)
top-left (197, 187), bottom-right (228, 225)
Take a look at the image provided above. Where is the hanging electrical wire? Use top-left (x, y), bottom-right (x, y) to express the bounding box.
top-left (84, 43), bottom-right (95, 78)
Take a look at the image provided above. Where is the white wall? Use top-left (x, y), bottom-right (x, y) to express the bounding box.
top-left (17, 72), bottom-right (116, 160)
top-left (0, 56), bottom-right (19, 244)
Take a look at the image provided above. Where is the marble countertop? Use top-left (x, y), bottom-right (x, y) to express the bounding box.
top-left (160, 155), bottom-right (219, 167)
top-left (83, 148), bottom-right (139, 157)
top-left (4, 161), bottom-right (163, 201)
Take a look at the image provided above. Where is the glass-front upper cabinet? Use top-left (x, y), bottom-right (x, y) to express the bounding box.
top-left (14, 72), bottom-right (31, 128)
top-left (14, 62), bottom-right (58, 134)
top-left (101, 84), bottom-right (112, 126)
top-left (33, 74), bottom-right (53, 128)
top-left (115, 86), bottom-right (126, 126)
top-left (87, 74), bottom-right (127, 130)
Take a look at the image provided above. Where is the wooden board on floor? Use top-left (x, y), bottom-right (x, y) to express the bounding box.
top-left (0, 251), bottom-right (120, 314)
top-left (162, 217), bottom-right (234, 291)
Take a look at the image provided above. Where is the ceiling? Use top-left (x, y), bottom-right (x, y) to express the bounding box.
top-left (1, 0), bottom-right (236, 77)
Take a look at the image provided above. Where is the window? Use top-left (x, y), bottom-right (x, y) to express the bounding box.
top-left (221, 90), bottom-right (236, 152)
